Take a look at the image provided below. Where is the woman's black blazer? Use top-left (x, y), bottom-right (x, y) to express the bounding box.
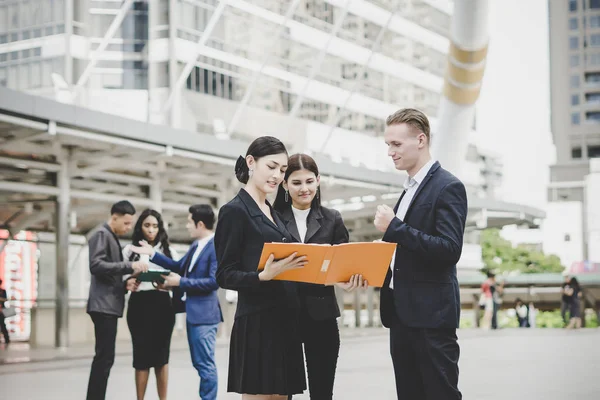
top-left (214, 189), bottom-right (297, 318)
top-left (279, 205), bottom-right (349, 320)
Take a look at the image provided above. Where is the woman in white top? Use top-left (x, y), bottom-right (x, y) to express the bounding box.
top-left (273, 153), bottom-right (366, 400)
top-left (123, 209), bottom-right (179, 400)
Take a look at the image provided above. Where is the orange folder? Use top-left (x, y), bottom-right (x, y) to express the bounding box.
top-left (257, 242), bottom-right (396, 287)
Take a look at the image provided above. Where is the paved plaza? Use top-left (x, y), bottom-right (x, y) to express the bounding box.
top-left (1, 328), bottom-right (599, 399)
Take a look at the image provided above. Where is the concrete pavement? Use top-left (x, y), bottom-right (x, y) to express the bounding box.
top-left (1, 328), bottom-right (599, 399)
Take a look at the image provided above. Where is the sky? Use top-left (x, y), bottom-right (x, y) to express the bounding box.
top-left (476, 0), bottom-right (556, 209)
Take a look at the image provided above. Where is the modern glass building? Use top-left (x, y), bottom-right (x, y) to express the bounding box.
top-left (0, 0), bottom-right (544, 257)
top-left (0, 0), bottom-right (452, 167)
top-left (548, 0), bottom-right (600, 261)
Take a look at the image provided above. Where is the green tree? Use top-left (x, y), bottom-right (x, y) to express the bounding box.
top-left (480, 229), bottom-right (564, 274)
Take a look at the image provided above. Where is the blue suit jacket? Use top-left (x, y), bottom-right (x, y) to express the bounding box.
top-left (379, 162), bottom-right (467, 330)
top-left (152, 238), bottom-right (223, 325)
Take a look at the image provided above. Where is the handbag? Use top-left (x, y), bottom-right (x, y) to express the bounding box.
top-left (1, 307), bottom-right (16, 318)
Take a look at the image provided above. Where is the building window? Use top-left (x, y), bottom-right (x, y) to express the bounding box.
top-left (571, 54), bottom-right (580, 67)
top-left (586, 92), bottom-right (600, 102)
top-left (565, 234), bottom-right (572, 242)
top-left (572, 147), bottom-right (582, 158)
top-left (585, 72), bottom-right (600, 83)
top-left (573, 113), bottom-right (581, 124)
top-left (572, 94), bottom-right (580, 105)
top-left (570, 37), bottom-right (579, 49)
top-left (571, 75), bottom-right (581, 88)
top-left (186, 66), bottom-right (235, 100)
top-left (591, 34), bottom-right (600, 46)
top-left (589, 145), bottom-right (600, 157)
top-left (588, 52), bottom-right (600, 65)
top-left (570, 0), bottom-right (578, 11)
top-left (586, 111), bottom-right (600, 121)
top-left (591, 0), bottom-right (600, 9)
top-left (592, 16), bottom-right (600, 27)
top-left (571, 18), bottom-right (579, 30)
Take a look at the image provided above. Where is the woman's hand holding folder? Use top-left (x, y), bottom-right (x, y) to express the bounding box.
top-left (335, 274), bottom-right (368, 292)
top-left (258, 252), bottom-right (307, 281)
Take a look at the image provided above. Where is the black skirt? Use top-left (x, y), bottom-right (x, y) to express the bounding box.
top-left (227, 307), bottom-right (306, 395)
top-left (126, 290), bottom-right (175, 370)
top-left (570, 298), bottom-right (581, 318)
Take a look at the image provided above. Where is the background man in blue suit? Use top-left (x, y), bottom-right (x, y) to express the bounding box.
top-left (133, 204), bottom-right (222, 400)
top-left (374, 108), bottom-right (467, 400)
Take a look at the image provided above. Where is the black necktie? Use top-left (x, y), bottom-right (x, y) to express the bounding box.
top-left (182, 242), bottom-right (198, 276)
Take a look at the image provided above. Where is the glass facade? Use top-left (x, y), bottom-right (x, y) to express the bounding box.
top-left (88, 0), bottom-right (149, 89)
top-left (1, 0), bottom-right (450, 140)
top-left (0, 0), bottom-right (65, 44)
top-left (0, 0), bottom-right (66, 90)
top-left (173, 0), bottom-right (445, 134)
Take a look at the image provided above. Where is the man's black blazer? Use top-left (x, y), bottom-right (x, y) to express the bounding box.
top-left (380, 161), bottom-right (467, 330)
top-left (215, 189), bottom-right (297, 318)
top-left (279, 205), bottom-right (349, 321)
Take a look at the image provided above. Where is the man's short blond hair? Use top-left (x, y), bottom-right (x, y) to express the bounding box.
top-left (386, 108), bottom-right (430, 143)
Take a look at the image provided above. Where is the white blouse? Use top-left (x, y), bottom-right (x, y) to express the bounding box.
top-left (123, 243), bottom-right (180, 291)
top-left (292, 206), bottom-right (311, 243)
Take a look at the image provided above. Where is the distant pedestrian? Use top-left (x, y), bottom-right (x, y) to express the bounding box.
top-left (0, 278), bottom-right (10, 345)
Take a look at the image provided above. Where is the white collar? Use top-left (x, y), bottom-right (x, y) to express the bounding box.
top-left (292, 206), bottom-right (311, 216)
top-left (196, 233), bottom-right (214, 246)
top-left (404, 159), bottom-right (436, 189)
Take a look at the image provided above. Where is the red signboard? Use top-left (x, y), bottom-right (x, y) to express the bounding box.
top-left (0, 230), bottom-right (38, 341)
top-left (568, 261), bottom-right (600, 274)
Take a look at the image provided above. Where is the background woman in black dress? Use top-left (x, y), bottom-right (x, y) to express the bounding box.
top-left (565, 276), bottom-right (583, 329)
top-left (123, 209), bottom-right (178, 400)
top-left (273, 153), bottom-right (366, 400)
top-left (214, 136), bottom-right (308, 400)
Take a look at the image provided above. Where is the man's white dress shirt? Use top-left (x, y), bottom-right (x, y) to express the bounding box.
top-left (389, 159), bottom-right (436, 289)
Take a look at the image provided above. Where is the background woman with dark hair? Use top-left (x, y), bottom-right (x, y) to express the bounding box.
top-left (215, 136), bottom-right (308, 400)
top-left (565, 276), bottom-right (583, 329)
top-left (273, 153), bottom-right (366, 400)
top-left (123, 209), bottom-right (179, 400)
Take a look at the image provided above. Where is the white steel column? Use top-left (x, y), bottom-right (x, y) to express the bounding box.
top-left (55, 152), bottom-right (72, 348)
top-left (167, 0), bottom-right (178, 126)
top-left (150, 173), bottom-right (163, 213)
top-left (64, 0), bottom-right (74, 85)
top-left (432, 0), bottom-right (490, 174)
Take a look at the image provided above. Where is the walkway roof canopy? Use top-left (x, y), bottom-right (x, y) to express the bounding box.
top-left (0, 87), bottom-right (402, 241)
top-left (0, 88), bottom-right (545, 241)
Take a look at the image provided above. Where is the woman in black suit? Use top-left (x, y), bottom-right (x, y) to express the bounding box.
top-left (273, 153), bottom-right (366, 400)
top-left (214, 136), bottom-right (308, 400)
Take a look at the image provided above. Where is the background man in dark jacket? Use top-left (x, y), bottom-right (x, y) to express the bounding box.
top-left (86, 200), bottom-right (148, 400)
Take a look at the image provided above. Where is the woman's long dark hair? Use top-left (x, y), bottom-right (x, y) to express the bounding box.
top-left (128, 209), bottom-right (172, 261)
top-left (273, 153), bottom-right (322, 213)
top-left (569, 276), bottom-right (580, 291)
top-left (234, 136), bottom-right (288, 184)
